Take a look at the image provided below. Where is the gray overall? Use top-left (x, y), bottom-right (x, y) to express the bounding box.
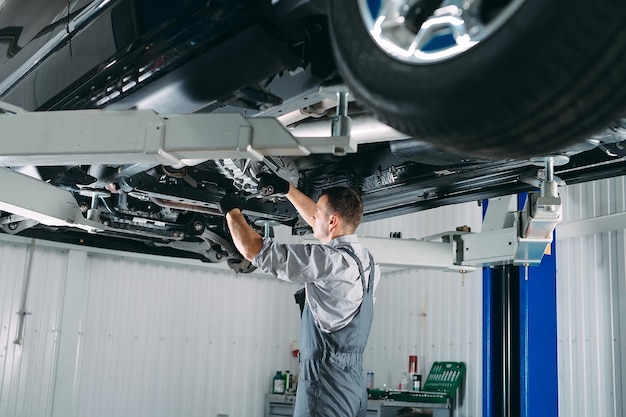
top-left (294, 246), bottom-right (376, 417)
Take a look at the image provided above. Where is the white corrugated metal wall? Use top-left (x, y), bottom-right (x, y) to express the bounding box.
top-left (556, 176), bottom-right (626, 417)
top-left (0, 237), bottom-right (303, 417)
top-left (75, 255), bottom-right (302, 417)
top-left (0, 241), bottom-right (67, 417)
top-left (357, 201), bottom-right (484, 417)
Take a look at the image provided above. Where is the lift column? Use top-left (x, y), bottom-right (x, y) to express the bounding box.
top-left (518, 195), bottom-right (558, 417)
top-left (482, 193), bottom-right (559, 417)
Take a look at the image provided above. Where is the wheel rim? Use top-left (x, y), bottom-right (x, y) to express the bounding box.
top-left (358, 0), bottom-right (527, 64)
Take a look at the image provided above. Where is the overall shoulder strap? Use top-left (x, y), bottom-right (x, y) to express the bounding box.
top-left (336, 245), bottom-right (375, 295)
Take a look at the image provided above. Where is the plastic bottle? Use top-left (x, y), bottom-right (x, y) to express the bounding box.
top-left (400, 372), bottom-right (409, 391)
top-left (272, 371), bottom-right (286, 394)
top-left (284, 371), bottom-right (291, 392)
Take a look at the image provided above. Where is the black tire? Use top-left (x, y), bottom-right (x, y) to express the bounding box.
top-left (329, 0), bottom-right (626, 158)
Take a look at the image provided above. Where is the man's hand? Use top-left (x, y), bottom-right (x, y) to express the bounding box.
top-left (257, 173), bottom-right (290, 196)
top-left (218, 193), bottom-right (244, 214)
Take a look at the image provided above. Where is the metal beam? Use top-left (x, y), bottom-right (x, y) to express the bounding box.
top-left (303, 235), bottom-right (472, 271)
top-left (557, 211), bottom-right (626, 239)
top-left (0, 168), bottom-right (100, 231)
top-left (0, 109), bottom-right (356, 167)
top-left (356, 236), bottom-right (471, 272)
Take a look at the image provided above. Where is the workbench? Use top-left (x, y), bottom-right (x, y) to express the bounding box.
top-left (266, 394), bottom-right (453, 417)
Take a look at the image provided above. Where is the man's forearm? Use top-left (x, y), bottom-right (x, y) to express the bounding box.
top-left (286, 184), bottom-right (317, 228)
top-left (225, 209), bottom-right (263, 261)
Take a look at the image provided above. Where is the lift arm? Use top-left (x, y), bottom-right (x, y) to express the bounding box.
top-left (357, 190), bottom-right (561, 271)
top-left (0, 108), bottom-right (356, 167)
top-left (0, 167), bottom-right (101, 232)
top-left (353, 156), bottom-right (565, 270)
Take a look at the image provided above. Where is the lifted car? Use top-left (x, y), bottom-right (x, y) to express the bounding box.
top-left (0, 0), bottom-right (626, 270)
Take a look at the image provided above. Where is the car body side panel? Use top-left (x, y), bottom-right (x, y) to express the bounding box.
top-left (0, 0), bottom-right (302, 113)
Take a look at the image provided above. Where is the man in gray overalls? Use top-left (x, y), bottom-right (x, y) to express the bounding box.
top-left (220, 174), bottom-right (380, 417)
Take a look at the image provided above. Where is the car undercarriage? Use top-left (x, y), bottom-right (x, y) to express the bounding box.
top-left (1, 0), bottom-right (626, 270)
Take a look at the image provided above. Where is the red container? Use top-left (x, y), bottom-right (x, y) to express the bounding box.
top-left (408, 355), bottom-right (418, 374)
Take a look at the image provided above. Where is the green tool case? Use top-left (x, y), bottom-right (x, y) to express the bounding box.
top-left (389, 361), bottom-right (466, 404)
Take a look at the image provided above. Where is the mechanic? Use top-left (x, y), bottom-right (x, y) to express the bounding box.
top-left (219, 173), bottom-right (380, 417)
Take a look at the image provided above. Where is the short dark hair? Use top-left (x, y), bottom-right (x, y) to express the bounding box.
top-left (320, 187), bottom-right (363, 230)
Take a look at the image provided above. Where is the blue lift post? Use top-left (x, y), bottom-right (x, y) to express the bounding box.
top-left (483, 264), bottom-right (520, 417)
top-left (483, 195), bottom-right (559, 417)
top-left (482, 264), bottom-right (504, 417)
top-left (519, 237), bottom-right (559, 417)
